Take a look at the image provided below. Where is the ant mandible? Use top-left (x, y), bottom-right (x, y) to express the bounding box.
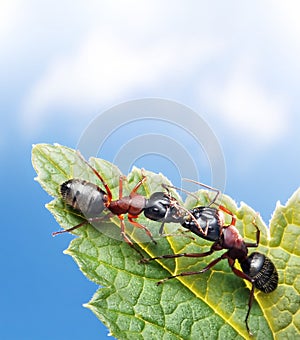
top-left (141, 181), bottom-right (278, 335)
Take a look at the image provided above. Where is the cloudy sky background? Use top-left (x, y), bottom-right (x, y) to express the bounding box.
top-left (1, 1), bottom-right (300, 339)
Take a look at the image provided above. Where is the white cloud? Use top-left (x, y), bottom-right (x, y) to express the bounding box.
top-left (0, 1), bottom-right (22, 44)
top-left (199, 56), bottom-right (289, 146)
top-left (20, 27), bottom-right (223, 132)
top-left (270, 1), bottom-right (300, 44)
top-left (17, 1), bottom-right (297, 144)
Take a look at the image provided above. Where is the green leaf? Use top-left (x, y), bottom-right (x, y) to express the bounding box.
top-left (32, 143), bottom-right (300, 340)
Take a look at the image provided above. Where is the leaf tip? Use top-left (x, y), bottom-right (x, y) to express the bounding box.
top-left (82, 302), bottom-right (95, 314)
top-left (82, 302), bottom-right (89, 309)
top-left (131, 165), bottom-right (141, 172)
top-left (63, 249), bottom-right (72, 256)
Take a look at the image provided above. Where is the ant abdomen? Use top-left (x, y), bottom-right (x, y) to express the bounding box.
top-left (241, 252), bottom-right (278, 293)
top-left (60, 179), bottom-right (108, 218)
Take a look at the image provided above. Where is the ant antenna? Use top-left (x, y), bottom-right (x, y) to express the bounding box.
top-left (161, 183), bottom-right (212, 237)
top-left (161, 183), bottom-right (199, 201)
top-left (162, 180), bottom-right (220, 207)
top-left (182, 178), bottom-right (221, 206)
top-left (75, 150), bottom-right (112, 201)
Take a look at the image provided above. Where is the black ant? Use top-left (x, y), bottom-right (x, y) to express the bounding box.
top-left (143, 189), bottom-right (194, 237)
top-left (141, 181), bottom-right (278, 335)
top-left (143, 180), bottom-right (225, 238)
top-left (54, 152), bottom-right (186, 257)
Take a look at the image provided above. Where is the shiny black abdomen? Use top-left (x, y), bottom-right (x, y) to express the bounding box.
top-left (60, 179), bottom-right (107, 219)
top-left (241, 252), bottom-right (278, 293)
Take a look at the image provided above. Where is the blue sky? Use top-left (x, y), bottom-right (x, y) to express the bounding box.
top-left (1, 1), bottom-right (300, 339)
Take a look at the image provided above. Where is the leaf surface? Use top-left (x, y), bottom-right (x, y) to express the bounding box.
top-left (32, 144), bottom-right (300, 340)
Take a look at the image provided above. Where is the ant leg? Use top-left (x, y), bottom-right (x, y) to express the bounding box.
top-left (118, 173), bottom-right (153, 244)
top-left (118, 175), bottom-right (126, 199)
top-left (231, 264), bottom-right (255, 335)
top-left (158, 206), bottom-right (180, 237)
top-left (160, 231), bottom-right (195, 240)
top-left (157, 206), bottom-right (195, 240)
top-left (160, 191), bottom-right (207, 238)
top-left (52, 220), bottom-right (88, 236)
top-left (129, 172), bottom-right (147, 197)
top-left (227, 257), bottom-right (256, 335)
top-left (245, 215), bottom-right (260, 248)
top-left (118, 215), bottom-right (144, 258)
top-left (156, 253), bottom-right (224, 285)
top-left (140, 246), bottom-right (215, 264)
top-left (155, 200), bottom-right (175, 236)
top-left (158, 219), bottom-right (167, 236)
top-left (52, 214), bottom-right (114, 236)
top-left (76, 151), bottom-right (113, 202)
top-left (218, 205), bottom-right (236, 227)
top-left (161, 182), bottom-right (220, 237)
top-left (118, 171), bottom-right (145, 199)
top-left (128, 215), bottom-right (157, 244)
top-left (245, 284), bottom-right (255, 336)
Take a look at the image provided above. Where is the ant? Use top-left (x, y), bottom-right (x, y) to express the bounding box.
top-left (143, 179), bottom-right (234, 241)
top-left (141, 181), bottom-right (278, 335)
top-left (143, 188), bottom-right (196, 237)
top-left (54, 152), bottom-right (187, 257)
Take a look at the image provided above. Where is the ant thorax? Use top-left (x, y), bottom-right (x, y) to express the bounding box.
top-left (222, 225), bottom-right (245, 250)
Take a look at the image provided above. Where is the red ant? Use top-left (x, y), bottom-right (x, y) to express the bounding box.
top-left (54, 153), bottom-right (157, 257)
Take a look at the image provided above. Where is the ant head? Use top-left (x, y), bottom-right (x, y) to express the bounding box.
top-left (144, 192), bottom-right (184, 223)
top-left (182, 206), bottom-right (222, 241)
